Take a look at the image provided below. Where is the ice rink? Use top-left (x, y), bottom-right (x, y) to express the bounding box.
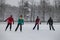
top-left (0, 22), bottom-right (60, 40)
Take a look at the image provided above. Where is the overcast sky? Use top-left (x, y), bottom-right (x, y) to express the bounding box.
top-left (5, 0), bottom-right (55, 7)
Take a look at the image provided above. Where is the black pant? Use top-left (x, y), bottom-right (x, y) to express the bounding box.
top-left (15, 24), bottom-right (22, 32)
top-left (5, 23), bottom-right (12, 31)
top-left (33, 24), bottom-right (39, 30)
top-left (49, 25), bottom-right (55, 31)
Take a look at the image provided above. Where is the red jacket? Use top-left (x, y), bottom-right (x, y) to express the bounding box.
top-left (35, 18), bottom-right (40, 24)
top-left (6, 17), bottom-right (14, 24)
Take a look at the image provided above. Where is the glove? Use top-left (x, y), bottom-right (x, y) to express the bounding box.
top-left (40, 22), bottom-right (41, 24)
top-left (13, 22), bottom-right (14, 24)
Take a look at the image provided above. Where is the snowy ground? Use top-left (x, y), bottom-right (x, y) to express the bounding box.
top-left (0, 22), bottom-right (60, 40)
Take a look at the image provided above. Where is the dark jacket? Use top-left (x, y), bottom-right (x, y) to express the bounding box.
top-left (35, 18), bottom-right (41, 24)
top-left (47, 18), bottom-right (53, 25)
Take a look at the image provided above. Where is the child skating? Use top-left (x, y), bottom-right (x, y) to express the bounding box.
top-left (15, 15), bottom-right (24, 32)
top-left (47, 17), bottom-right (55, 31)
top-left (33, 16), bottom-right (41, 30)
top-left (5, 15), bottom-right (14, 31)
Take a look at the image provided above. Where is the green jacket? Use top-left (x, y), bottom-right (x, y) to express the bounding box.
top-left (18, 18), bottom-right (24, 25)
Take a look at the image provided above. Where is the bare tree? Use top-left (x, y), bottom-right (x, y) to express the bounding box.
top-left (0, 0), bottom-right (5, 21)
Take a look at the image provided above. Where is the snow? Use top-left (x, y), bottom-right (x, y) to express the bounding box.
top-left (0, 22), bottom-right (60, 40)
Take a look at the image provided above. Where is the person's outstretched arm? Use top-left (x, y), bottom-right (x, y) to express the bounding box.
top-left (4, 18), bottom-right (8, 22)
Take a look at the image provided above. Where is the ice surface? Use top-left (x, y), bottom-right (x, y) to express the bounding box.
top-left (0, 22), bottom-right (60, 40)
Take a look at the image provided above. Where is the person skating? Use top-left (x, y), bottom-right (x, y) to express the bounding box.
top-left (33, 16), bottom-right (41, 30)
top-left (47, 17), bottom-right (55, 31)
top-left (15, 15), bottom-right (24, 32)
top-left (5, 15), bottom-right (14, 31)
